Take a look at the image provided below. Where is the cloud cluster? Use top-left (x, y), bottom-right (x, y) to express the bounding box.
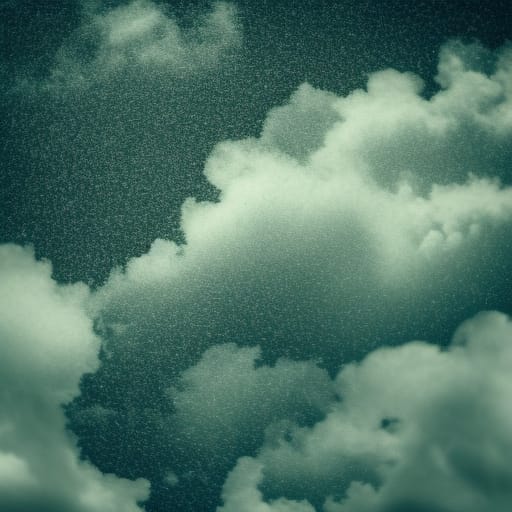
top-left (0, 245), bottom-right (149, 512)
top-left (219, 311), bottom-right (512, 512)
top-left (63, 38), bottom-right (512, 510)
top-left (50, 0), bottom-right (241, 84)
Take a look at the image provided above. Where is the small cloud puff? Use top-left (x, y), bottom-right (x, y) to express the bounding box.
top-left (50, 0), bottom-right (241, 84)
top-left (169, 343), bottom-right (334, 458)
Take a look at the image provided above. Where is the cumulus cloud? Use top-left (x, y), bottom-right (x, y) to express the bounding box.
top-left (0, 244), bottom-right (149, 512)
top-left (94, 38), bottom-right (512, 359)
top-left (50, 0), bottom-right (241, 84)
top-left (68, 39), bottom-right (512, 510)
top-left (219, 311), bottom-right (512, 512)
top-left (169, 343), bottom-right (334, 459)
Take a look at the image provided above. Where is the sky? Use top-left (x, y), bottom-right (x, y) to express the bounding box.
top-left (1, 1), bottom-right (512, 511)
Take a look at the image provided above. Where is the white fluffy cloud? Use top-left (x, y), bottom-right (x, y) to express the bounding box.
top-left (0, 244), bottom-right (149, 512)
top-left (49, 0), bottom-right (241, 84)
top-left (95, 39), bottom-right (512, 349)
top-left (219, 311), bottom-right (512, 512)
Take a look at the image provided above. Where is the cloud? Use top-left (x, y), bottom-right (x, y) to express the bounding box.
top-left (0, 244), bottom-right (149, 512)
top-left (219, 457), bottom-right (315, 512)
top-left (68, 39), bottom-right (512, 510)
top-left (168, 343), bottom-right (334, 459)
top-left (219, 311), bottom-right (512, 512)
top-left (93, 38), bottom-right (512, 361)
top-left (50, 0), bottom-right (241, 84)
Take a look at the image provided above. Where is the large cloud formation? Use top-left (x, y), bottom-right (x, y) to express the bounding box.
top-left (0, 244), bottom-right (149, 512)
top-left (63, 39), bottom-right (512, 511)
top-left (219, 311), bottom-right (512, 512)
top-left (90, 38), bottom-right (512, 370)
